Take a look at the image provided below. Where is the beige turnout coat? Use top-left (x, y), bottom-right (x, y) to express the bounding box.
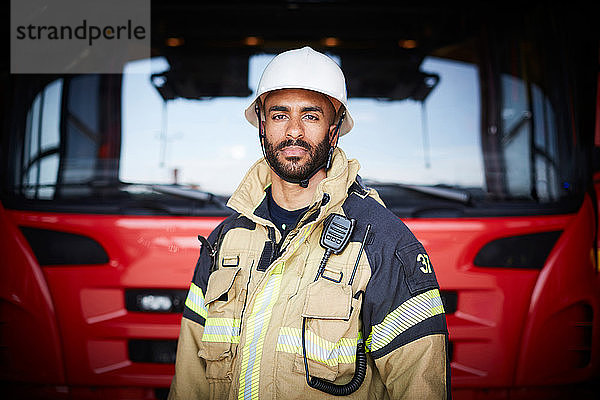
top-left (169, 149), bottom-right (449, 399)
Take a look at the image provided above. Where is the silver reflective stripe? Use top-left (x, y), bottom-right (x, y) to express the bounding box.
top-left (202, 317), bottom-right (241, 343)
top-left (366, 289), bottom-right (444, 352)
top-left (185, 282), bottom-right (207, 319)
top-left (276, 327), bottom-right (361, 366)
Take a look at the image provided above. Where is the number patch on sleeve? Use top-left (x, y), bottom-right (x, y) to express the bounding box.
top-left (395, 242), bottom-right (440, 295)
top-left (417, 253), bottom-right (432, 273)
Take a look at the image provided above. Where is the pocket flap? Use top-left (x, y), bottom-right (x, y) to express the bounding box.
top-left (205, 267), bottom-right (241, 305)
top-left (302, 279), bottom-right (352, 320)
top-left (395, 242), bottom-right (439, 295)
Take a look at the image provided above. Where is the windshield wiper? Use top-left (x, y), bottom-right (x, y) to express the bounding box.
top-left (10, 182), bottom-right (231, 216)
top-left (127, 183), bottom-right (228, 209)
top-left (365, 181), bottom-right (472, 205)
top-left (151, 185), bottom-right (220, 202)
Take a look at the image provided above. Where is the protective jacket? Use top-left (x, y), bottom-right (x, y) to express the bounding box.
top-left (169, 148), bottom-right (450, 400)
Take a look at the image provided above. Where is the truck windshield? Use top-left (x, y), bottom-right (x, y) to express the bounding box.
top-left (2, 12), bottom-right (583, 217)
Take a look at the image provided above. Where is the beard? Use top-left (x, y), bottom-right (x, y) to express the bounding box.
top-left (263, 134), bottom-right (331, 183)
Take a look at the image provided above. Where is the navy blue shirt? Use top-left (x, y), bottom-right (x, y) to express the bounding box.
top-left (266, 187), bottom-right (309, 234)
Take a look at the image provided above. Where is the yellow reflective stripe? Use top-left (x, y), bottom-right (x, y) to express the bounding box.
top-left (237, 223), bottom-right (315, 400)
top-left (366, 289), bottom-right (444, 352)
top-left (185, 282), bottom-right (207, 319)
top-left (202, 317), bottom-right (241, 343)
top-left (203, 334), bottom-right (240, 344)
top-left (206, 317), bottom-right (240, 326)
top-left (275, 327), bottom-right (361, 366)
top-left (238, 267), bottom-right (283, 400)
top-left (288, 224), bottom-right (313, 254)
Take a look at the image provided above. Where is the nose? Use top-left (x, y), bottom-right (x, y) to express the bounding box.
top-left (285, 116), bottom-right (304, 139)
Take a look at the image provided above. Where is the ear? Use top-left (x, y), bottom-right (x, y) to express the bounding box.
top-left (328, 124), bottom-right (339, 146)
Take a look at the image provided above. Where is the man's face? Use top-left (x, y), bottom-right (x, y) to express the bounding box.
top-left (262, 89), bottom-right (337, 182)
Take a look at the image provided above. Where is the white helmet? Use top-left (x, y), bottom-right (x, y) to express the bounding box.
top-left (244, 46), bottom-right (354, 135)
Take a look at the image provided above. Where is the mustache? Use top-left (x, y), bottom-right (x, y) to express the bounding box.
top-left (275, 139), bottom-right (313, 152)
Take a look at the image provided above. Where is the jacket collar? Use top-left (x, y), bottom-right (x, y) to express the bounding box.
top-left (227, 147), bottom-right (360, 227)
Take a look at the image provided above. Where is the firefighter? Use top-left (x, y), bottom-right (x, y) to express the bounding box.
top-left (169, 46), bottom-right (450, 399)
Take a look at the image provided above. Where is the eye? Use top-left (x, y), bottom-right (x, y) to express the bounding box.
top-left (271, 114), bottom-right (288, 121)
top-left (303, 114), bottom-right (319, 121)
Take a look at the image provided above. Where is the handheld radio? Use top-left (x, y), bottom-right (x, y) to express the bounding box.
top-left (314, 214), bottom-right (354, 281)
top-left (302, 213), bottom-right (370, 396)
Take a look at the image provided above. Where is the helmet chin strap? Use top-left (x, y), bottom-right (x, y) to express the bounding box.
top-left (255, 103), bottom-right (345, 188)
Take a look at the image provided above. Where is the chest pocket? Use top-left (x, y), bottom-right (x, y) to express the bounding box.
top-left (198, 258), bottom-right (248, 381)
top-left (293, 277), bottom-right (362, 383)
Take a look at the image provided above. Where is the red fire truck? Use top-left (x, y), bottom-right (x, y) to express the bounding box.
top-left (1, 2), bottom-right (598, 399)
